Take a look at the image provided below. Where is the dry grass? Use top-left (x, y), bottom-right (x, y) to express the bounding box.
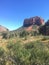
top-left (0, 36), bottom-right (49, 50)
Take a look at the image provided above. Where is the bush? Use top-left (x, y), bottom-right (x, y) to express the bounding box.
top-left (2, 32), bottom-right (17, 39)
top-left (2, 32), bottom-right (8, 39)
top-left (19, 30), bottom-right (29, 37)
top-left (31, 31), bottom-right (39, 36)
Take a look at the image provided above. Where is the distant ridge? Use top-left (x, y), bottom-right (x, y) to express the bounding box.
top-left (0, 25), bottom-right (9, 32)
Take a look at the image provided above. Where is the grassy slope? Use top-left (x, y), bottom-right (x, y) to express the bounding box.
top-left (0, 36), bottom-right (49, 51)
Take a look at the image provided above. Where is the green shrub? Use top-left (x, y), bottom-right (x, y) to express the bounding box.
top-left (2, 32), bottom-right (17, 39)
top-left (19, 30), bottom-right (29, 37)
top-left (31, 31), bottom-right (39, 36)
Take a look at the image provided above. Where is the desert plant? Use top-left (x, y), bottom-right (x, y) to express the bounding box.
top-left (19, 30), bottom-right (29, 37)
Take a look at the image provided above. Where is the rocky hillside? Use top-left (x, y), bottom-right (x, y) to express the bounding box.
top-left (13, 16), bottom-right (45, 33)
top-left (0, 25), bottom-right (9, 32)
top-left (23, 16), bottom-right (45, 31)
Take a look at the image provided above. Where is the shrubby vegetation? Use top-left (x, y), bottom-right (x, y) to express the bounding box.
top-left (1, 29), bottom-right (40, 39)
top-left (2, 32), bottom-right (17, 39)
top-left (0, 41), bottom-right (49, 65)
top-left (31, 31), bottom-right (39, 36)
top-left (19, 30), bottom-right (29, 37)
top-left (1, 30), bottom-right (49, 65)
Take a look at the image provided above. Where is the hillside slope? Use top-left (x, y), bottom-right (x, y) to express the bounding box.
top-left (0, 25), bottom-right (9, 32)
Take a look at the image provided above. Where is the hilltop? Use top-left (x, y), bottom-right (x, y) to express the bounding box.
top-left (0, 25), bottom-right (9, 32)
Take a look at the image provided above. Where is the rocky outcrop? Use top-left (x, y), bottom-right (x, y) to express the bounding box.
top-left (0, 25), bottom-right (9, 32)
top-left (23, 16), bottom-right (45, 27)
top-left (39, 20), bottom-right (49, 35)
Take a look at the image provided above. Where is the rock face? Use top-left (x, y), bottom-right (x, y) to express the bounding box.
top-left (23, 16), bottom-right (45, 27)
top-left (39, 20), bottom-right (49, 35)
top-left (0, 25), bottom-right (9, 32)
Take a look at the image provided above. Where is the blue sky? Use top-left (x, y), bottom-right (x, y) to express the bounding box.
top-left (0, 0), bottom-right (49, 30)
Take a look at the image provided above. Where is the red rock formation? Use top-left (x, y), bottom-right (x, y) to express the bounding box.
top-left (24, 25), bottom-right (33, 31)
top-left (23, 16), bottom-right (45, 27)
